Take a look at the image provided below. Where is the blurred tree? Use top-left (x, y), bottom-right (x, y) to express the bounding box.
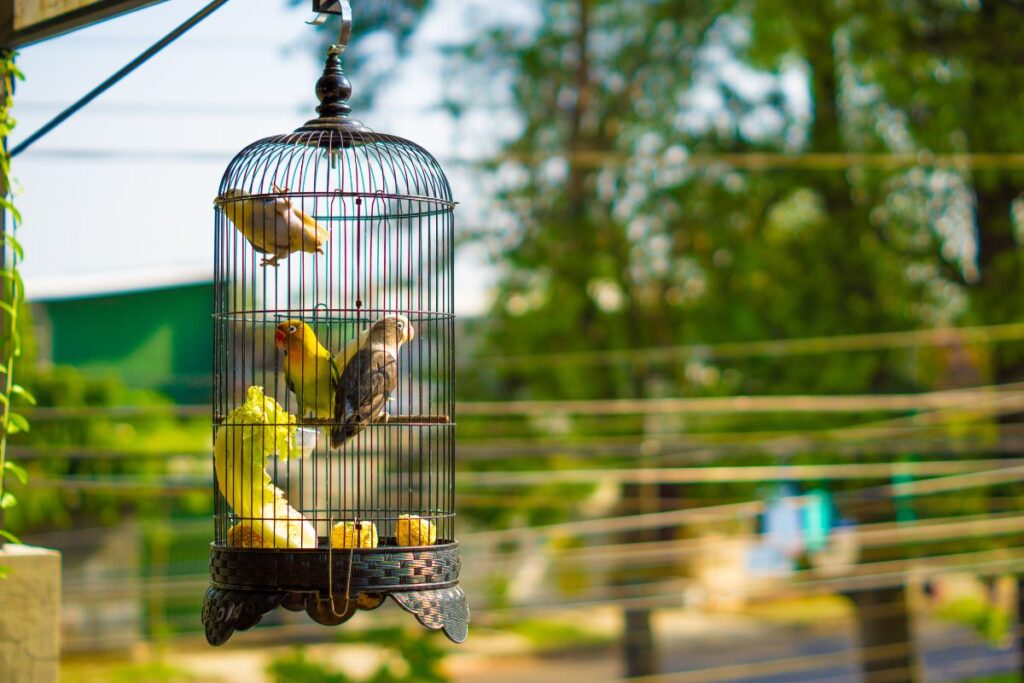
top-left (3, 301), bottom-right (209, 534)
top-left (292, 0), bottom-right (1024, 679)
top-left (736, 4), bottom-right (1024, 681)
top-left (449, 0), bottom-right (1021, 680)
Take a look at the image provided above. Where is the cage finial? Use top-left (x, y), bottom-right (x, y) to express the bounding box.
top-left (297, 0), bottom-right (370, 135)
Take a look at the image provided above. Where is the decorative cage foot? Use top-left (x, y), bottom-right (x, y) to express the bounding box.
top-left (202, 587), bottom-right (285, 646)
top-left (392, 585), bottom-right (470, 644)
top-left (202, 584), bottom-right (469, 646)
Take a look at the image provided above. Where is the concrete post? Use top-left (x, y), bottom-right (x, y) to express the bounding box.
top-left (0, 545), bottom-right (61, 683)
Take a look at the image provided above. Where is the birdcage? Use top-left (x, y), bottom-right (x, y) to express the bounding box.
top-left (202, 3), bottom-right (467, 645)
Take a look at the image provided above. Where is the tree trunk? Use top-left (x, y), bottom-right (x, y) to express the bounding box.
top-left (847, 585), bottom-right (921, 683)
top-left (1016, 577), bottom-right (1024, 683)
top-left (794, 10), bottom-right (925, 681)
top-left (623, 606), bottom-right (658, 677)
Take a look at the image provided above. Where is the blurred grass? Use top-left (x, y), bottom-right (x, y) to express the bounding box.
top-left (742, 595), bottom-right (851, 625)
top-left (503, 617), bottom-right (615, 653)
top-left (62, 656), bottom-right (196, 683)
top-left (938, 595), bottom-right (1012, 646)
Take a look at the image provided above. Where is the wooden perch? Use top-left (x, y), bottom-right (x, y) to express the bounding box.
top-left (301, 415), bottom-right (451, 427)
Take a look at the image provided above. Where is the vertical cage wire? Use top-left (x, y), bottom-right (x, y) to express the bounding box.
top-left (212, 129), bottom-right (455, 548)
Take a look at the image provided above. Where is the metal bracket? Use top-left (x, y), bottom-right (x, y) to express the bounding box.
top-left (307, 0), bottom-right (352, 55)
top-left (312, 1), bottom-right (344, 13)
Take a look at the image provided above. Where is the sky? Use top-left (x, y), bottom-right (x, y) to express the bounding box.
top-left (9, 0), bottom-right (524, 314)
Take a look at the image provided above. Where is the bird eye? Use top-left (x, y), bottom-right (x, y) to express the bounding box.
top-left (288, 325), bottom-right (297, 334)
top-left (397, 321), bottom-right (405, 330)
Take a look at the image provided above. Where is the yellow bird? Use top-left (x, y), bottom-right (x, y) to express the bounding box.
top-left (275, 320), bottom-right (338, 420)
top-left (215, 184), bottom-right (329, 267)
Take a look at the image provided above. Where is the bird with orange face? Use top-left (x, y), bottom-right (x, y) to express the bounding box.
top-left (274, 320), bottom-right (338, 422)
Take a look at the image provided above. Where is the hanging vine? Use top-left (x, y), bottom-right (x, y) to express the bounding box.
top-left (0, 49), bottom-right (32, 557)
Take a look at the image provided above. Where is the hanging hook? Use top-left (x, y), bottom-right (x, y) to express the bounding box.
top-left (333, 1), bottom-right (353, 55)
top-left (306, 0), bottom-right (352, 56)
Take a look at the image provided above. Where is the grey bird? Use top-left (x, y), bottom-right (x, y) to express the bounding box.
top-left (330, 315), bottom-right (415, 448)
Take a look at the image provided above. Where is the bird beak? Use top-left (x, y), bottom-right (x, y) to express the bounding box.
top-left (406, 322), bottom-right (416, 343)
top-left (274, 329), bottom-right (286, 348)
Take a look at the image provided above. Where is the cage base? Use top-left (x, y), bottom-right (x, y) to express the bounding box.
top-left (203, 542), bottom-right (468, 644)
top-left (202, 584), bottom-right (468, 645)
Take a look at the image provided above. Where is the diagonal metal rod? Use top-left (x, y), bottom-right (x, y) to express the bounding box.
top-left (10, 0), bottom-right (231, 158)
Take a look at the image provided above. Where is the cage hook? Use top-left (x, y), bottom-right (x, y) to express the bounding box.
top-left (307, 0), bottom-right (352, 56)
top-left (297, 0), bottom-right (371, 135)
top-left (326, 515), bottom-right (358, 618)
top-left (332, 1), bottom-right (353, 56)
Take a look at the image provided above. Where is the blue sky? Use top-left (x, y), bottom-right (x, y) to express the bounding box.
top-left (10, 0), bottom-right (523, 314)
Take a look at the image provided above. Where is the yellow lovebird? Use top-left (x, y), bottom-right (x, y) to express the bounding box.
top-left (396, 514), bottom-right (437, 546)
top-left (275, 320), bottom-right (338, 420)
top-left (331, 520), bottom-right (379, 549)
top-left (215, 184), bottom-right (329, 267)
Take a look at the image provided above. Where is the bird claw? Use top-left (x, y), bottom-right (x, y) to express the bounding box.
top-left (260, 257), bottom-right (281, 267)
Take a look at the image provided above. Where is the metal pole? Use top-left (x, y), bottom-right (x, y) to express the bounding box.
top-left (10, 0), bottom-right (230, 158)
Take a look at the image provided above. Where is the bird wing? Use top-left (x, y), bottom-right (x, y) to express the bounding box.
top-left (224, 199), bottom-right (272, 254)
top-left (283, 200), bottom-right (329, 253)
top-left (255, 196), bottom-right (298, 251)
top-left (330, 346), bottom-right (397, 448)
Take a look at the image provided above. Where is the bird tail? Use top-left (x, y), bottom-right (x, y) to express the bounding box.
top-left (329, 417), bottom-right (366, 449)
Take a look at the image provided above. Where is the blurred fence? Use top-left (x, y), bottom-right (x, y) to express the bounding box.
top-left (10, 374), bottom-right (1024, 682)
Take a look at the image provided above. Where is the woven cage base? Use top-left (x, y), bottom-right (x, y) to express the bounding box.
top-left (203, 541), bottom-right (469, 644)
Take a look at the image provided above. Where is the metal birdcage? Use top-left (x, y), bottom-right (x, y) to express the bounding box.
top-left (202, 4), bottom-right (467, 645)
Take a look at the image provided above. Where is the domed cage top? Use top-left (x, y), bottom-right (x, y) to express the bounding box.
top-left (202, 6), bottom-right (467, 645)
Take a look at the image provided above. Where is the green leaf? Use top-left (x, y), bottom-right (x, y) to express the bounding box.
top-left (0, 201), bottom-right (21, 228)
top-left (0, 233), bottom-right (23, 262)
top-left (0, 300), bottom-right (15, 317)
top-left (10, 385), bottom-right (34, 405)
top-left (0, 492), bottom-right (15, 509)
top-left (4, 461), bottom-right (27, 484)
top-left (6, 412), bottom-right (28, 434)
top-left (0, 528), bottom-right (20, 544)
top-left (0, 565), bottom-right (10, 579)
top-left (0, 269), bottom-right (24, 304)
